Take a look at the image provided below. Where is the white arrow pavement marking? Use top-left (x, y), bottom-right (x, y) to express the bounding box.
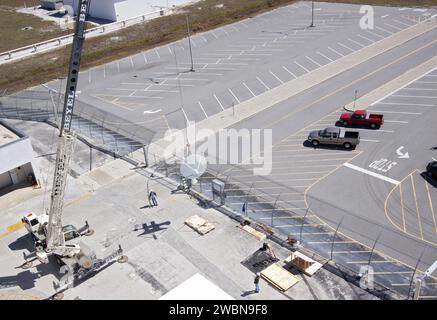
top-left (396, 146), bottom-right (409, 159)
top-left (144, 109), bottom-right (162, 114)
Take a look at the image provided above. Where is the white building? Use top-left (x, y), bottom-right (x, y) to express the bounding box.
top-left (63, 0), bottom-right (191, 22)
top-left (0, 120), bottom-right (41, 194)
top-left (159, 273), bottom-right (234, 300)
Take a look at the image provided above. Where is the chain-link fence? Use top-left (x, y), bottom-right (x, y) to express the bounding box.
top-left (1, 89), bottom-right (436, 300)
top-left (148, 153), bottom-right (437, 300)
top-left (0, 89), bottom-right (158, 158)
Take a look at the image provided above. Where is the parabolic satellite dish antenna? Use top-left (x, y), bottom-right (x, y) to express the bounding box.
top-left (180, 154), bottom-right (207, 184)
top-left (64, 5), bottom-right (75, 17)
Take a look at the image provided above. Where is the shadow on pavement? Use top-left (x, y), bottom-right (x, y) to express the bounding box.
top-left (8, 234), bottom-right (34, 252)
top-left (420, 172), bottom-right (437, 188)
top-left (302, 140), bottom-right (356, 151)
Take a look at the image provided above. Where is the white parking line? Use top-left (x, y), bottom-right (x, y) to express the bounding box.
top-left (356, 34), bottom-right (374, 43)
top-left (221, 28), bottom-right (230, 36)
top-left (198, 101), bottom-right (209, 119)
top-left (270, 70), bottom-right (284, 84)
top-left (294, 61), bottom-right (310, 73)
top-left (130, 57), bottom-right (135, 70)
top-left (416, 80), bottom-right (437, 84)
top-left (392, 94), bottom-right (437, 99)
top-left (282, 65), bottom-right (297, 78)
top-left (376, 26), bottom-right (393, 35)
top-left (256, 76), bottom-right (271, 90)
top-left (316, 51), bottom-right (333, 62)
top-left (383, 22), bottom-right (403, 31)
top-left (367, 110), bottom-right (422, 115)
top-left (402, 87), bottom-right (437, 91)
top-left (363, 31), bottom-right (384, 40)
top-left (376, 102), bottom-right (435, 107)
top-left (327, 46), bottom-right (344, 57)
top-left (214, 94), bottom-right (225, 111)
top-left (338, 42), bottom-right (355, 52)
top-left (384, 120), bottom-right (408, 124)
top-left (347, 38), bottom-right (365, 48)
top-left (141, 52), bottom-right (148, 65)
top-left (243, 83), bottom-right (256, 97)
top-left (360, 139), bottom-right (380, 143)
top-left (228, 88), bottom-right (241, 104)
top-left (306, 56), bottom-right (322, 67)
top-left (343, 163), bottom-right (400, 185)
top-left (154, 49), bottom-right (160, 59)
top-left (392, 19), bottom-right (413, 27)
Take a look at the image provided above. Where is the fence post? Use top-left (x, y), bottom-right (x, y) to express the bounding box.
top-left (330, 217), bottom-right (344, 261)
top-left (367, 232), bottom-right (381, 267)
top-left (271, 193), bottom-right (281, 227)
top-left (89, 146), bottom-right (92, 172)
top-left (244, 183), bottom-right (254, 217)
top-left (299, 207), bottom-right (310, 244)
top-left (142, 144), bottom-right (148, 167)
top-left (407, 246), bottom-right (427, 300)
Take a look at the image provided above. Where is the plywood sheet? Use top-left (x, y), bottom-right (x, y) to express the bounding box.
top-left (185, 215), bottom-right (215, 235)
top-left (240, 224), bottom-right (266, 241)
top-left (260, 263), bottom-right (299, 291)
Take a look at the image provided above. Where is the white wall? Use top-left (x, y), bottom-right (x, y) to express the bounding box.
top-left (64, 0), bottom-right (117, 21)
top-left (0, 138), bottom-right (41, 185)
top-left (64, 0), bottom-right (196, 22)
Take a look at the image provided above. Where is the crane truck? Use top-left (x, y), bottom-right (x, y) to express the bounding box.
top-left (20, 0), bottom-right (127, 293)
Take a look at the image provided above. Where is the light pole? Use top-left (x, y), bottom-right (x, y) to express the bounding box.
top-left (186, 15), bottom-right (195, 72)
top-left (310, 1), bottom-right (315, 28)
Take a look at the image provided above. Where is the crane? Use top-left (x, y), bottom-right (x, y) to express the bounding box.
top-left (21, 0), bottom-right (127, 294)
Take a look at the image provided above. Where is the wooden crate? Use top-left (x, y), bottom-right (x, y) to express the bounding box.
top-left (284, 251), bottom-right (324, 276)
top-left (239, 224), bottom-right (266, 241)
top-left (260, 263), bottom-right (299, 291)
top-left (185, 215), bottom-right (215, 235)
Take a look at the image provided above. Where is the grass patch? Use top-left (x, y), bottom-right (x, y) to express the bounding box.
top-left (0, 9), bottom-right (70, 53)
top-left (321, 0), bottom-right (437, 7)
top-left (0, 0), bottom-right (435, 94)
top-left (0, 0), bottom-right (299, 94)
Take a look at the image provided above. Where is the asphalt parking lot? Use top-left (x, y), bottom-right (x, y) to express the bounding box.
top-left (1, 0), bottom-right (437, 300)
top-left (206, 63), bottom-right (437, 299)
top-left (35, 1), bottom-right (435, 134)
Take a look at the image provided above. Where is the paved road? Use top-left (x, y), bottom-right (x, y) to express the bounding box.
top-left (37, 1), bottom-right (435, 136)
top-left (201, 18), bottom-right (437, 298)
top-left (3, 1), bottom-right (437, 299)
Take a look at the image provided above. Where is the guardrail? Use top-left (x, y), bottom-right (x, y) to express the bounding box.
top-left (0, 8), bottom-right (172, 65)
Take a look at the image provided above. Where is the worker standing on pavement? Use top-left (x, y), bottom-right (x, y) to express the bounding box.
top-left (254, 273), bottom-right (261, 293)
top-left (149, 189), bottom-right (158, 207)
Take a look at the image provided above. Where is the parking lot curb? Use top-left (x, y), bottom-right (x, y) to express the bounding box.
top-left (144, 16), bottom-right (437, 162)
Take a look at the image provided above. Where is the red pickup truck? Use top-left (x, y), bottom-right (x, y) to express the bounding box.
top-left (339, 110), bottom-right (384, 129)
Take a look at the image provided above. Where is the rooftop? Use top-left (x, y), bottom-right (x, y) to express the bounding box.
top-left (0, 123), bottom-right (19, 147)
